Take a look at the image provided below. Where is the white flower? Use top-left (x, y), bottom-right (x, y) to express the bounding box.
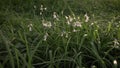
top-left (42, 20), bottom-right (52, 28)
top-left (44, 7), bottom-right (47, 10)
top-left (65, 33), bottom-right (68, 38)
top-left (28, 24), bottom-right (33, 31)
top-left (95, 30), bottom-right (98, 32)
top-left (73, 29), bottom-right (77, 32)
top-left (84, 13), bottom-right (89, 22)
top-left (73, 21), bottom-right (82, 27)
top-left (113, 39), bottom-right (119, 48)
top-left (66, 21), bottom-right (70, 25)
top-left (61, 33), bottom-right (64, 37)
top-left (117, 25), bottom-right (119, 28)
top-left (73, 29), bottom-right (80, 32)
top-left (114, 39), bottom-right (119, 45)
top-left (77, 17), bottom-right (80, 20)
top-left (91, 65), bottom-right (96, 68)
top-left (60, 31), bottom-right (65, 37)
top-left (40, 5), bottom-right (44, 11)
top-left (33, 5), bottom-right (36, 9)
top-left (97, 25), bottom-right (99, 28)
top-left (53, 12), bottom-right (57, 19)
top-left (43, 33), bottom-right (48, 41)
top-left (39, 5), bottom-right (47, 11)
top-left (65, 16), bottom-right (68, 20)
top-left (91, 23), bottom-right (94, 26)
top-left (113, 60), bottom-right (117, 65)
top-left (53, 12), bottom-right (59, 21)
top-left (60, 31), bottom-right (69, 38)
top-left (41, 5), bottom-right (43, 8)
top-left (65, 16), bottom-right (71, 25)
top-left (40, 12), bottom-right (42, 15)
top-left (69, 15), bottom-right (73, 22)
top-left (61, 10), bottom-right (63, 15)
top-left (84, 34), bottom-right (88, 37)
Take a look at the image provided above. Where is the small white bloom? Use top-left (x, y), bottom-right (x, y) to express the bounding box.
top-left (60, 31), bottom-right (69, 38)
top-left (73, 21), bottom-right (82, 27)
top-left (84, 34), bottom-right (88, 37)
top-left (53, 12), bottom-right (57, 19)
top-left (33, 5), bottom-right (36, 9)
top-left (65, 33), bottom-right (68, 38)
top-left (28, 24), bottom-right (33, 31)
top-left (66, 21), bottom-right (70, 25)
top-left (73, 29), bottom-right (80, 32)
top-left (40, 8), bottom-right (43, 11)
top-left (113, 60), bottom-right (117, 65)
top-left (60, 31), bottom-right (65, 37)
top-left (91, 65), bottom-right (96, 68)
top-left (44, 7), bottom-right (47, 10)
top-left (29, 27), bottom-right (32, 31)
top-left (113, 39), bottom-right (119, 48)
top-left (97, 25), bottom-right (99, 28)
top-left (41, 5), bottom-right (43, 8)
top-left (61, 33), bottom-right (64, 37)
top-left (61, 10), bottom-right (63, 15)
top-left (40, 5), bottom-right (44, 11)
top-left (65, 16), bottom-right (68, 20)
top-left (95, 30), bottom-right (98, 32)
top-left (98, 40), bottom-right (101, 44)
top-left (42, 20), bottom-right (52, 28)
top-left (40, 12), bottom-right (42, 15)
top-left (77, 17), bottom-right (80, 19)
top-left (73, 16), bottom-right (76, 20)
top-left (69, 16), bottom-right (73, 22)
top-left (91, 23), bottom-right (94, 26)
top-left (84, 13), bottom-right (89, 22)
top-left (43, 33), bottom-right (48, 41)
top-left (117, 25), bottom-right (119, 28)
top-left (53, 12), bottom-right (59, 21)
top-left (65, 16), bottom-right (71, 25)
top-left (73, 29), bottom-right (77, 32)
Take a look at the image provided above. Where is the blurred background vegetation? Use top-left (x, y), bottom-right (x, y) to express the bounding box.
top-left (0, 0), bottom-right (120, 13)
top-left (0, 0), bottom-right (120, 25)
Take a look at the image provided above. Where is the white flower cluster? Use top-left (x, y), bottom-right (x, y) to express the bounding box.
top-left (73, 21), bottom-right (82, 27)
top-left (40, 13), bottom-right (91, 41)
top-left (28, 23), bottom-right (33, 31)
top-left (39, 5), bottom-right (47, 15)
top-left (60, 31), bottom-right (71, 38)
top-left (53, 12), bottom-right (59, 21)
top-left (84, 13), bottom-right (89, 22)
top-left (42, 20), bottom-right (52, 28)
top-left (65, 15), bottom-right (74, 25)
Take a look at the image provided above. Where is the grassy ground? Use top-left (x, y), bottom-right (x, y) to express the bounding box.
top-left (0, 0), bottom-right (120, 68)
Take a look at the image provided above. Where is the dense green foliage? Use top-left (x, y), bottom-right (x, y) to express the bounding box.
top-left (0, 0), bottom-right (120, 68)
